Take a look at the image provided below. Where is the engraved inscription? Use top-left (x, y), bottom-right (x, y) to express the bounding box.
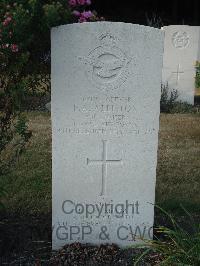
top-left (87, 140), bottom-right (123, 196)
top-left (73, 96), bottom-right (137, 128)
top-left (80, 33), bottom-right (132, 90)
top-left (172, 31), bottom-right (190, 49)
top-left (56, 96), bottom-right (156, 136)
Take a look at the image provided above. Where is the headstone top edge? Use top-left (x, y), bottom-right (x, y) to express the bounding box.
top-left (162, 25), bottom-right (200, 29)
top-left (51, 21), bottom-right (164, 35)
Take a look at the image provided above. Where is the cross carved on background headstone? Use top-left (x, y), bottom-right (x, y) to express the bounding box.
top-left (172, 63), bottom-right (184, 86)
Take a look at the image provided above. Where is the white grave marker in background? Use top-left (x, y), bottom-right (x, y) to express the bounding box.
top-left (162, 25), bottom-right (200, 104)
top-left (52, 22), bottom-right (164, 250)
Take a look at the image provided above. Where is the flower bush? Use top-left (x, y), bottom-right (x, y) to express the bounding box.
top-left (0, 0), bottom-right (101, 207)
top-left (69, 0), bottom-right (103, 22)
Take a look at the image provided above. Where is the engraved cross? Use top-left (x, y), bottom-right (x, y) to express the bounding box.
top-left (87, 140), bottom-right (123, 196)
top-left (172, 64), bottom-right (184, 86)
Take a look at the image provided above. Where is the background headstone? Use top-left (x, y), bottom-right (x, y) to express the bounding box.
top-left (162, 25), bottom-right (200, 105)
top-left (52, 22), bottom-right (164, 250)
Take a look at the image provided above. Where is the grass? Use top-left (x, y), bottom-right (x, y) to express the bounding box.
top-left (134, 206), bottom-right (200, 266)
top-left (1, 112), bottom-right (51, 215)
top-left (156, 114), bottom-right (200, 214)
top-left (1, 112), bottom-right (200, 216)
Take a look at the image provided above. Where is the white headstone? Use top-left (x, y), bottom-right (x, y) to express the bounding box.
top-left (52, 22), bottom-right (164, 250)
top-left (162, 25), bottom-right (200, 105)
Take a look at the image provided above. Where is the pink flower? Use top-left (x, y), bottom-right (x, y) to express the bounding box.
top-left (2, 43), bottom-right (9, 49)
top-left (85, 0), bottom-right (91, 5)
top-left (77, 0), bottom-right (86, 5)
top-left (3, 16), bottom-right (12, 26)
top-left (72, 10), bottom-right (81, 17)
top-left (69, 0), bottom-right (77, 6)
top-left (82, 10), bottom-right (93, 19)
top-left (6, 16), bottom-right (12, 22)
top-left (78, 16), bottom-right (87, 23)
top-left (11, 44), bottom-right (19, 53)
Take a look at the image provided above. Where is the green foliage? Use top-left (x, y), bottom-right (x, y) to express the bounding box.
top-left (0, 0), bottom-right (71, 208)
top-left (160, 83), bottom-right (179, 113)
top-left (160, 84), bottom-right (197, 113)
top-left (146, 12), bottom-right (163, 28)
top-left (170, 102), bottom-right (197, 114)
top-left (0, 183), bottom-right (7, 210)
top-left (195, 61), bottom-right (200, 89)
top-left (15, 114), bottom-right (30, 138)
top-left (134, 206), bottom-right (200, 266)
top-left (0, 114), bottom-right (31, 173)
top-left (0, 1), bottom-right (73, 73)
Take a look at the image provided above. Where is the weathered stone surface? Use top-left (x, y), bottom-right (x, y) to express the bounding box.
top-left (52, 22), bottom-right (164, 250)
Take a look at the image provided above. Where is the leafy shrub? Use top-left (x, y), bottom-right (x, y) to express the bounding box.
top-left (134, 206), bottom-right (200, 266)
top-left (0, 184), bottom-right (7, 210)
top-left (160, 83), bottom-right (179, 113)
top-left (0, 114), bottom-right (31, 174)
top-left (195, 61), bottom-right (200, 89)
top-left (160, 83), bottom-right (198, 113)
top-left (146, 12), bottom-right (163, 28)
top-left (170, 102), bottom-right (197, 114)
